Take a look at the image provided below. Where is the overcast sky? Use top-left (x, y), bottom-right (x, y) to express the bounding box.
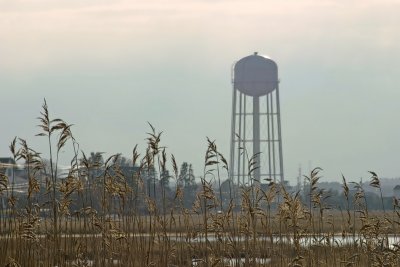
top-left (1, 0), bottom-right (399, 184)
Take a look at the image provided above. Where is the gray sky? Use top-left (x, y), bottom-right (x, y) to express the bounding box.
top-left (1, 0), bottom-right (400, 184)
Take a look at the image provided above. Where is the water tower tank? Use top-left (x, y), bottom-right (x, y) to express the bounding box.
top-left (233, 53), bottom-right (278, 97)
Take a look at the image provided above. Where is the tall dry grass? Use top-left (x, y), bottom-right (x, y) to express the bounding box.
top-left (0, 100), bottom-right (399, 266)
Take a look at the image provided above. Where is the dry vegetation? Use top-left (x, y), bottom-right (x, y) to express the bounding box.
top-left (0, 100), bottom-right (400, 266)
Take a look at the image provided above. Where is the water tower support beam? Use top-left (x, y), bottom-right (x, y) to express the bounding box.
top-left (229, 88), bottom-right (237, 183)
top-left (238, 93), bottom-right (243, 185)
top-left (242, 95), bottom-right (247, 185)
top-left (276, 84), bottom-right (284, 184)
top-left (266, 93), bottom-right (272, 182)
top-left (270, 92), bottom-right (276, 183)
top-left (253, 96), bottom-right (260, 184)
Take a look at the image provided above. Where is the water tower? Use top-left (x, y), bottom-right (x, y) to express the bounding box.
top-left (229, 52), bottom-right (284, 186)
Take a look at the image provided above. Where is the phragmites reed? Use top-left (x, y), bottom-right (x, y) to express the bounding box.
top-left (2, 100), bottom-right (400, 266)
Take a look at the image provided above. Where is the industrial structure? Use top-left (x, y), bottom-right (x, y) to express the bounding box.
top-left (229, 52), bottom-right (284, 186)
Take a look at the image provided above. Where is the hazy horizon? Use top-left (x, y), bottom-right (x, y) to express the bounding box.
top-left (1, 0), bottom-right (400, 184)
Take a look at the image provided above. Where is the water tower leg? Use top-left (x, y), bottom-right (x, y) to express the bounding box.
top-left (276, 85), bottom-right (284, 184)
top-left (229, 88), bottom-right (237, 183)
top-left (253, 96), bottom-right (261, 184)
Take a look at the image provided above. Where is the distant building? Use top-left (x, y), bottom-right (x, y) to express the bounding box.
top-left (0, 157), bottom-right (29, 194)
top-left (0, 158), bottom-right (14, 209)
top-left (394, 185), bottom-right (400, 199)
top-left (0, 157), bottom-right (14, 178)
